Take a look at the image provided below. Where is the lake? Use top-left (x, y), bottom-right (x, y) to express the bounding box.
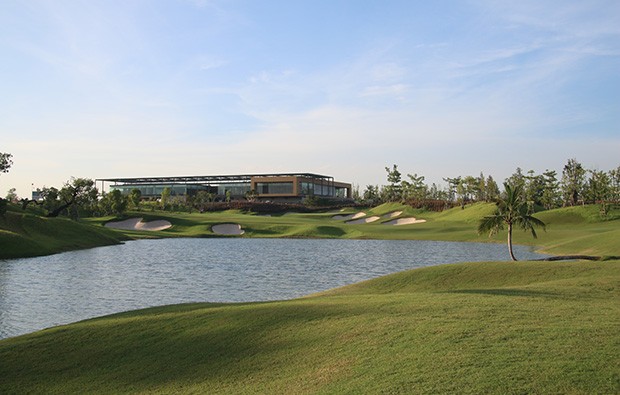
top-left (0, 238), bottom-right (541, 339)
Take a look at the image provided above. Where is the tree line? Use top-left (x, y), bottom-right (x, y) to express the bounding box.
top-left (353, 158), bottom-right (620, 214)
top-left (2, 151), bottom-right (619, 219)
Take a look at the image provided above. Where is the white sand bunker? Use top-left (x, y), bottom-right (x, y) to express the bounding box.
top-left (383, 211), bottom-right (403, 218)
top-left (383, 218), bottom-right (427, 226)
top-left (346, 216), bottom-right (381, 224)
top-left (333, 212), bottom-right (366, 220)
top-left (212, 223), bottom-right (245, 235)
top-left (105, 218), bottom-right (172, 231)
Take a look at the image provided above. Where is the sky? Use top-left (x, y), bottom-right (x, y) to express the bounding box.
top-left (1, 0), bottom-right (619, 198)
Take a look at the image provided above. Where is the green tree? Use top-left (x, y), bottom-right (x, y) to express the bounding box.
top-left (160, 187), bottom-right (171, 210)
top-left (609, 166), bottom-right (620, 207)
top-left (402, 173), bottom-right (427, 201)
top-left (41, 186), bottom-right (61, 214)
top-left (0, 152), bottom-right (12, 216)
top-left (385, 164), bottom-right (402, 200)
top-left (363, 185), bottom-right (379, 204)
top-left (442, 177), bottom-right (462, 202)
top-left (195, 191), bottom-right (209, 213)
top-left (110, 189), bottom-right (128, 216)
top-left (587, 170), bottom-right (611, 216)
top-left (49, 178), bottom-right (98, 220)
top-left (477, 183), bottom-right (546, 261)
top-left (485, 176), bottom-right (500, 202)
top-left (245, 189), bottom-right (259, 202)
top-left (540, 170), bottom-right (560, 209)
top-left (129, 188), bottom-right (142, 211)
top-left (6, 188), bottom-right (18, 202)
top-left (0, 152), bottom-right (12, 174)
top-left (561, 158), bottom-right (586, 206)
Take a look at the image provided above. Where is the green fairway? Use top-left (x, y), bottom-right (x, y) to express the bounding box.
top-left (1, 202), bottom-right (619, 393)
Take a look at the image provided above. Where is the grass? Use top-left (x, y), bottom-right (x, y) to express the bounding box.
top-left (1, 202), bottom-right (619, 393)
top-left (0, 209), bottom-right (126, 259)
top-left (1, 260), bottom-right (618, 394)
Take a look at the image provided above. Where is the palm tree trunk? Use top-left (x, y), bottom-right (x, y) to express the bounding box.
top-left (508, 224), bottom-right (517, 261)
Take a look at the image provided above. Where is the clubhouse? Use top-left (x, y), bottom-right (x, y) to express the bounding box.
top-left (97, 173), bottom-right (352, 203)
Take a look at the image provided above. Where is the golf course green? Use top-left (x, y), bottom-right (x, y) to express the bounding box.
top-left (1, 202), bottom-right (619, 393)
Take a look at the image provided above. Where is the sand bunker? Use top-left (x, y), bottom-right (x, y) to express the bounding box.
top-left (332, 212), bottom-right (366, 220)
top-left (383, 211), bottom-right (403, 218)
top-left (346, 216), bottom-right (381, 224)
top-left (212, 223), bottom-right (245, 235)
top-left (327, 209), bottom-right (345, 214)
top-left (383, 218), bottom-right (427, 226)
top-left (105, 218), bottom-right (172, 231)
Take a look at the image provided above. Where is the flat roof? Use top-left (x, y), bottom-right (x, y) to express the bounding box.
top-left (97, 173), bottom-right (336, 185)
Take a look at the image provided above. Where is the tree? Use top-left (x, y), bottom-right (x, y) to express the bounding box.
top-left (245, 189), bottom-right (259, 202)
top-left (40, 186), bottom-right (61, 214)
top-left (0, 152), bottom-right (12, 174)
top-left (160, 187), bottom-right (171, 210)
top-left (561, 158), bottom-right (586, 206)
top-left (402, 173), bottom-right (427, 201)
top-left (540, 170), bottom-right (560, 210)
top-left (129, 188), bottom-right (142, 211)
top-left (609, 166), bottom-right (620, 207)
top-left (385, 164), bottom-right (402, 200)
top-left (587, 170), bottom-right (611, 216)
top-left (6, 188), bottom-right (18, 202)
top-left (478, 183), bottom-right (546, 261)
top-left (0, 152), bottom-right (12, 216)
top-left (195, 191), bottom-right (209, 213)
top-left (363, 185), bottom-right (379, 204)
top-left (442, 177), bottom-right (462, 202)
top-left (485, 176), bottom-right (500, 202)
top-left (110, 189), bottom-right (128, 216)
top-left (48, 178), bottom-right (98, 220)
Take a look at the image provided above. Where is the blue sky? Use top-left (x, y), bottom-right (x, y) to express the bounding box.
top-left (1, 0), bottom-right (619, 197)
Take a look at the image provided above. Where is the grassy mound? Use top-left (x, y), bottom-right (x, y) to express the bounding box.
top-left (1, 260), bottom-right (619, 394)
top-left (0, 210), bottom-right (125, 259)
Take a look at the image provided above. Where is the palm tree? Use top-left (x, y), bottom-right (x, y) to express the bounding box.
top-left (477, 182), bottom-right (546, 261)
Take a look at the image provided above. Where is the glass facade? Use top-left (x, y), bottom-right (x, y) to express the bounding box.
top-left (335, 187), bottom-right (348, 198)
top-left (112, 184), bottom-right (208, 196)
top-left (217, 183), bottom-right (251, 196)
top-left (299, 182), bottom-right (336, 196)
top-left (106, 176), bottom-right (349, 200)
top-left (257, 182), bottom-right (294, 194)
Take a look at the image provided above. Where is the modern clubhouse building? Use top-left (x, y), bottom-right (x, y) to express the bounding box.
top-left (97, 173), bottom-right (352, 203)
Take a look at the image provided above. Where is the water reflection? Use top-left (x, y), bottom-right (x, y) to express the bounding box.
top-left (0, 238), bottom-right (540, 339)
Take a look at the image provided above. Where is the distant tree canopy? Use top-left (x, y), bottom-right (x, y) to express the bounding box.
top-left (361, 159), bottom-right (619, 213)
top-left (0, 152), bottom-right (12, 174)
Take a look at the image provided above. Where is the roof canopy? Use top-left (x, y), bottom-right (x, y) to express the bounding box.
top-left (97, 173), bottom-right (335, 185)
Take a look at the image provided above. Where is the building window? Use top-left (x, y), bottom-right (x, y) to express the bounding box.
top-left (256, 182), bottom-right (294, 194)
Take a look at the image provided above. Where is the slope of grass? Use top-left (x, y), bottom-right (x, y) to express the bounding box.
top-left (1, 260), bottom-right (618, 394)
top-left (0, 210), bottom-right (125, 259)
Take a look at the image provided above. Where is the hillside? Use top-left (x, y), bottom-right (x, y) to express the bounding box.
top-left (0, 208), bottom-right (126, 259)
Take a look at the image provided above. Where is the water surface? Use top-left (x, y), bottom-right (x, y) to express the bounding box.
top-left (0, 238), bottom-right (541, 339)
